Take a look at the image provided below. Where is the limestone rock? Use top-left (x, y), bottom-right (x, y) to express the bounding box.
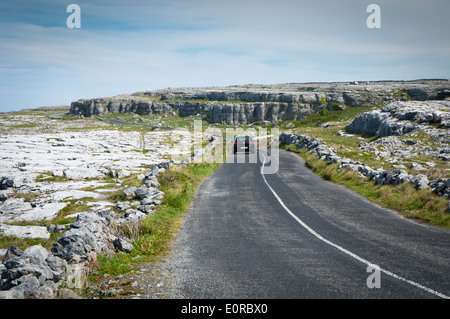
top-left (113, 238), bottom-right (133, 253)
top-left (346, 100), bottom-right (450, 137)
top-left (279, 131), bottom-right (446, 196)
top-left (0, 224), bottom-right (50, 240)
top-left (70, 80), bottom-right (450, 125)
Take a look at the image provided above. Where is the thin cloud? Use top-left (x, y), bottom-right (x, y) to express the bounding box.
top-left (0, 0), bottom-right (449, 111)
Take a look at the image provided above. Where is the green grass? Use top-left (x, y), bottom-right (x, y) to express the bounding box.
top-left (55, 201), bottom-right (90, 220)
top-left (35, 172), bottom-right (71, 183)
top-left (86, 162), bottom-right (221, 288)
top-left (282, 144), bottom-right (450, 229)
top-left (95, 112), bottom-right (208, 132)
top-left (7, 123), bottom-right (40, 129)
top-left (0, 197), bottom-right (90, 251)
top-left (281, 103), bottom-right (449, 180)
top-left (0, 234), bottom-right (61, 252)
top-left (106, 174), bottom-right (144, 203)
top-left (280, 106), bottom-right (371, 129)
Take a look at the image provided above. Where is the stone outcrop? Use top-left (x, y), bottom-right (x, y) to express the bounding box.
top-left (0, 212), bottom-right (131, 298)
top-left (357, 135), bottom-right (450, 162)
top-left (0, 224), bottom-right (50, 240)
top-left (0, 129), bottom-right (191, 224)
top-left (279, 132), bottom-right (449, 197)
top-left (346, 100), bottom-right (450, 137)
top-left (1, 175), bottom-right (31, 190)
top-left (0, 245), bottom-right (70, 299)
top-left (0, 125), bottom-right (218, 299)
top-left (70, 97), bottom-right (173, 117)
top-left (430, 178), bottom-right (450, 199)
top-left (70, 97), bottom-right (314, 124)
top-left (0, 163), bottom-right (168, 299)
top-left (69, 80), bottom-right (450, 125)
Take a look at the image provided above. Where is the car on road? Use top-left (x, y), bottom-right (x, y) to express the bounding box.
top-left (233, 135), bottom-right (256, 154)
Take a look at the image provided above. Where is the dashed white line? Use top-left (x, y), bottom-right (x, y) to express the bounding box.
top-left (259, 151), bottom-right (449, 299)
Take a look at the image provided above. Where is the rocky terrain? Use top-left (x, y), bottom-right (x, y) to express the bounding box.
top-left (1, 79), bottom-right (449, 298)
top-left (0, 129), bottom-right (191, 224)
top-left (69, 80), bottom-right (450, 125)
top-left (280, 97), bottom-right (450, 201)
top-left (346, 100), bottom-right (450, 137)
top-left (280, 132), bottom-right (448, 196)
top-left (0, 109), bottom-right (205, 298)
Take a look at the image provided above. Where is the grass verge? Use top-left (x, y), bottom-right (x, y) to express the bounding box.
top-left (281, 143), bottom-right (450, 229)
top-left (86, 162), bottom-right (221, 290)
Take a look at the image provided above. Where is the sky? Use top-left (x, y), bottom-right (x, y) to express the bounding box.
top-left (0, 0), bottom-right (449, 112)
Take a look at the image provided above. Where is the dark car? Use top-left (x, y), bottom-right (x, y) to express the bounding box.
top-left (233, 135), bottom-right (256, 154)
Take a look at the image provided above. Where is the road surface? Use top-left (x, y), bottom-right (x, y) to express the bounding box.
top-left (166, 149), bottom-right (450, 299)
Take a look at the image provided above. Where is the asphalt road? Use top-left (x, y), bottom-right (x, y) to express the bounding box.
top-left (167, 149), bottom-right (450, 299)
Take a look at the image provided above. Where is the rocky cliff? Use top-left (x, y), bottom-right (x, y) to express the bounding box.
top-left (69, 80), bottom-right (450, 124)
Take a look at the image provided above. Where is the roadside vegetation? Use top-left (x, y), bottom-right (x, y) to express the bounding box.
top-left (84, 162), bottom-right (220, 295)
top-left (282, 144), bottom-right (449, 228)
top-left (279, 105), bottom-right (450, 229)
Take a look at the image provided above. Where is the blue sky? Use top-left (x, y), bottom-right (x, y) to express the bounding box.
top-left (0, 0), bottom-right (449, 112)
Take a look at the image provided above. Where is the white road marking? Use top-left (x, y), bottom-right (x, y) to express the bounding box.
top-left (259, 151), bottom-right (449, 299)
